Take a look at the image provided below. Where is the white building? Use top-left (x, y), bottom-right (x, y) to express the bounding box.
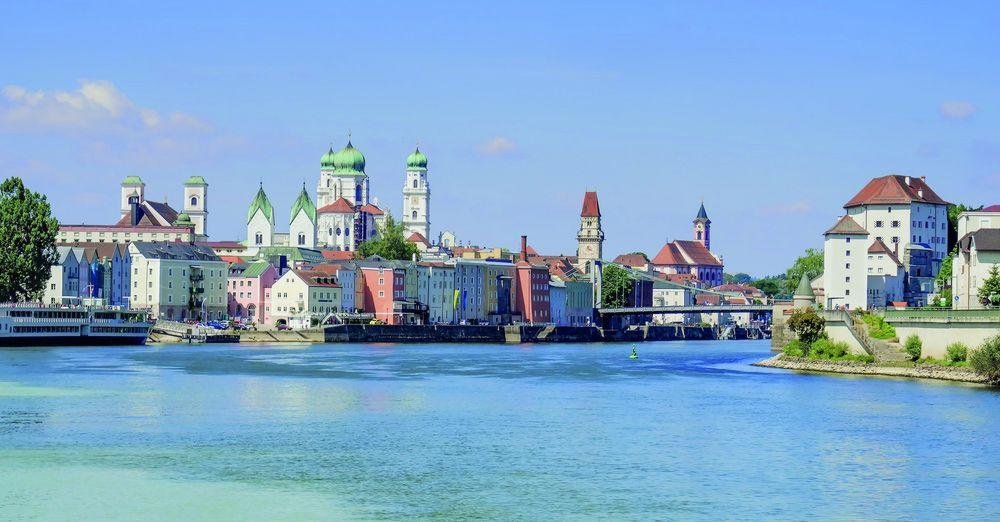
top-left (953, 206), bottom-right (1000, 309)
top-left (402, 147), bottom-right (430, 239)
top-left (269, 269), bottom-right (342, 328)
top-left (44, 247), bottom-right (83, 305)
top-left (182, 176), bottom-right (209, 237)
top-left (127, 242), bottom-right (228, 321)
top-left (652, 281), bottom-right (695, 324)
top-left (417, 262), bottom-right (455, 324)
top-left (317, 198), bottom-right (357, 252)
top-left (289, 185), bottom-right (317, 248)
top-left (822, 175), bottom-right (949, 310)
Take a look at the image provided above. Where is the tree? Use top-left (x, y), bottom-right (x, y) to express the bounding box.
top-left (355, 214), bottom-right (420, 261)
top-left (787, 308), bottom-right (825, 346)
top-left (970, 334), bottom-right (1000, 385)
top-left (724, 272), bottom-right (753, 284)
top-left (751, 275), bottom-right (786, 296)
top-left (601, 264), bottom-right (634, 308)
top-left (784, 248), bottom-right (824, 295)
top-left (0, 177), bottom-right (59, 302)
top-left (978, 265), bottom-right (1000, 306)
top-left (947, 203), bottom-right (983, 252)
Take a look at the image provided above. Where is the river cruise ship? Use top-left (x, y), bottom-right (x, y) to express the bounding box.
top-left (0, 303), bottom-right (153, 346)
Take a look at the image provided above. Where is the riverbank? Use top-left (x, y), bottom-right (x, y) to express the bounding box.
top-left (754, 353), bottom-right (989, 384)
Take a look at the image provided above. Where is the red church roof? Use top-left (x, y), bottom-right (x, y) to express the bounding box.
top-left (318, 197), bottom-right (355, 214)
top-left (406, 232), bottom-right (430, 246)
top-left (360, 203), bottom-right (384, 215)
top-left (581, 191), bottom-right (601, 217)
top-left (843, 175), bottom-right (948, 208)
top-left (651, 240), bottom-right (722, 267)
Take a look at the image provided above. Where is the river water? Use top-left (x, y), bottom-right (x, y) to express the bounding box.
top-left (1, 340), bottom-right (998, 520)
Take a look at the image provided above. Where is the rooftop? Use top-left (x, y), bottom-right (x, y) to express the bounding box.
top-left (843, 175), bottom-right (948, 208)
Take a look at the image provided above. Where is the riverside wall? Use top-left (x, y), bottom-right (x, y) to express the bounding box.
top-left (888, 319), bottom-right (1000, 359)
top-left (324, 324), bottom-right (715, 344)
top-left (755, 354), bottom-right (988, 384)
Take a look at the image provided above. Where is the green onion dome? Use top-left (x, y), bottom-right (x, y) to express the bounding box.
top-left (320, 147), bottom-right (337, 170)
top-left (332, 140), bottom-right (366, 175)
top-left (406, 147), bottom-right (428, 171)
top-left (173, 213), bottom-right (193, 227)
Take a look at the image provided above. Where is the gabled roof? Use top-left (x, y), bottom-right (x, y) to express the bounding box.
top-left (824, 215), bottom-right (869, 236)
top-left (241, 261), bottom-right (274, 279)
top-left (961, 229), bottom-right (1000, 252)
top-left (114, 200), bottom-right (179, 228)
top-left (359, 203), bottom-right (383, 215)
top-left (130, 241), bottom-right (221, 261)
top-left (983, 205), bottom-right (1000, 212)
top-left (674, 241), bottom-right (722, 266)
top-left (613, 253), bottom-right (649, 267)
top-left (317, 197), bottom-right (356, 214)
top-left (581, 191), bottom-right (601, 218)
top-left (290, 186), bottom-right (317, 223)
top-left (651, 243), bottom-right (684, 265)
top-left (247, 185), bottom-right (274, 225)
top-left (843, 175), bottom-right (948, 207)
top-left (407, 232), bottom-right (430, 246)
top-left (867, 238), bottom-right (903, 266)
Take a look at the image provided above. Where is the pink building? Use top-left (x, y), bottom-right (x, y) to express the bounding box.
top-left (359, 263), bottom-right (407, 324)
top-left (227, 260), bottom-right (278, 326)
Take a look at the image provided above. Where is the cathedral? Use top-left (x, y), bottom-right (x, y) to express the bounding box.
top-left (245, 139), bottom-right (431, 251)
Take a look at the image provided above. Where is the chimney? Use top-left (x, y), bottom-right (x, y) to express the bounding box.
top-left (918, 188), bottom-right (924, 198)
top-left (130, 197), bottom-right (140, 226)
top-left (920, 176), bottom-right (926, 182)
top-left (520, 235), bottom-right (528, 259)
top-left (904, 176), bottom-right (911, 186)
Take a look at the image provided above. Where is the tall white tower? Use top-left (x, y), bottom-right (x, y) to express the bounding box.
top-left (576, 190), bottom-right (604, 268)
top-left (402, 147), bottom-right (430, 239)
top-left (183, 176), bottom-right (209, 237)
top-left (120, 176), bottom-right (145, 220)
top-left (246, 183), bottom-right (275, 247)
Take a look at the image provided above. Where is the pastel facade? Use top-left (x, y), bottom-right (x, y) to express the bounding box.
top-left (417, 262), bottom-right (456, 324)
top-left (269, 270), bottom-right (342, 328)
top-left (227, 261), bottom-right (278, 325)
top-left (953, 206), bottom-right (1000, 309)
top-left (127, 242), bottom-right (228, 321)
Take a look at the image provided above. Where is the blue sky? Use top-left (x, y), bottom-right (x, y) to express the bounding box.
top-left (1, 1), bottom-right (998, 276)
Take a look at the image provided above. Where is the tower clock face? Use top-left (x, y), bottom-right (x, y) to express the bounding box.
top-left (584, 245), bottom-right (594, 254)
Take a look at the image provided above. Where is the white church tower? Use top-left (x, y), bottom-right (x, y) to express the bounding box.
top-left (246, 183), bottom-right (275, 247)
top-left (120, 176), bottom-right (145, 220)
top-left (289, 184), bottom-right (317, 248)
top-left (183, 176), bottom-right (209, 238)
top-left (402, 147), bottom-right (430, 239)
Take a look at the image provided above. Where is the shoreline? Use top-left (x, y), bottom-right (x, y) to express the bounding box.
top-left (754, 353), bottom-right (989, 385)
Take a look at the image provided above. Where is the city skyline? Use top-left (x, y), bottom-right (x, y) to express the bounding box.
top-left (2, 2), bottom-right (999, 275)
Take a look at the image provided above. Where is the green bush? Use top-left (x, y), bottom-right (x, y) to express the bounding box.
top-left (809, 338), bottom-right (849, 359)
top-left (784, 340), bottom-right (806, 357)
top-left (904, 334), bottom-right (922, 361)
top-left (839, 353), bottom-right (876, 363)
top-left (787, 308), bottom-right (826, 345)
top-left (970, 334), bottom-right (1000, 385)
top-left (946, 342), bottom-right (969, 364)
top-left (861, 314), bottom-right (897, 340)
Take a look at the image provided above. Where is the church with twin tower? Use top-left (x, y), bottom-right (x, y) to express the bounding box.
top-left (244, 138), bottom-right (431, 251)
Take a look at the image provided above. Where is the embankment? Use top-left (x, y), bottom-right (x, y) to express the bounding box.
top-left (755, 354), bottom-right (988, 384)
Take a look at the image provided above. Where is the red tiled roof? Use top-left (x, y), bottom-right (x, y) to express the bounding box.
top-left (200, 241), bottom-right (246, 249)
top-left (220, 255), bottom-right (244, 265)
top-left (824, 215), bottom-right (869, 235)
top-left (695, 294), bottom-right (721, 306)
top-left (673, 241), bottom-right (722, 267)
top-left (983, 205), bottom-right (1000, 212)
top-left (843, 175), bottom-right (948, 208)
top-left (359, 203), bottom-right (384, 215)
top-left (318, 197), bottom-right (355, 214)
top-left (867, 238), bottom-right (902, 266)
top-left (407, 232), bottom-right (430, 246)
top-left (320, 250), bottom-right (354, 261)
top-left (651, 243), bottom-right (685, 265)
top-left (581, 191), bottom-right (601, 217)
top-left (614, 253), bottom-right (649, 267)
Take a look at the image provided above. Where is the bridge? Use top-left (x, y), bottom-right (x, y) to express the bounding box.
top-left (597, 304), bottom-right (773, 315)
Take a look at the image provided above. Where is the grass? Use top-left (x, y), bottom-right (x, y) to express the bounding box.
top-left (860, 314), bottom-right (897, 340)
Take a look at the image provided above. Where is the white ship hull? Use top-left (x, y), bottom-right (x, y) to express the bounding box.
top-left (0, 304), bottom-right (153, 347)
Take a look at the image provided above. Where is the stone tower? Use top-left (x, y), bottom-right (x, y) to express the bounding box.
top-left (120, 176), bottom-right (145, 220)
top-left (693, 202), bottom-right (711, 250)
top-left (183, 176), bottom-right (208, 237)
top-left (402, 147), bottom-right (430, 239)
top-left (577, 191), bottom-right (604, 265)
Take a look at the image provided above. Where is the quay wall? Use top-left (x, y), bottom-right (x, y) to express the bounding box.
top-left (324, 324), bottom-right (715, 344)
top-left (888, 320), bottom-right (1000, 359)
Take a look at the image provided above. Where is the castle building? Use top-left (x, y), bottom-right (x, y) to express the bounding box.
top-left (693, 202), bottom-right (710, 250)
top-left (576, 191), bottom-right (604, 269)
top-left (402, 147), bottom-right (430, 239)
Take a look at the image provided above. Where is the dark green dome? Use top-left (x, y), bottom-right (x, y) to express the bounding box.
top-left (333, 140), bottom-right (366, 175)
top-left (406, 147), bottom-right (428, 171)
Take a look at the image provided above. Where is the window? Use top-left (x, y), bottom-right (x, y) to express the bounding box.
top-left (297, 233), bottom-right (306, 246)
top-left (845, 250), bottom-right (851, 256)
top-left (412, 210), bottom-right (418, 219)
top-left (255, 232), bottom-right (263, 245)
top-left (875, 220), bottom-right (884, 228)
top-left (845, 263), bottom-right (850, 269)
top-left (846, 237), bottom-right (851, 243)
top-left (891, 220), bottom-right (900, 228)
top-left (846, 289), bottom-right (850, 296)
top-left (845, 276), bottom-right (850, 283)
top-left (190, 196), bottom-right (198, 207)
top-left (891, 236), bottom-right (899, 244)
top-left (413, 179), bottom-right (418, 188)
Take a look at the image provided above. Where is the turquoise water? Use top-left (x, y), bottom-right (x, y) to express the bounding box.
top-left (1, 340), bottom-right (998, 520)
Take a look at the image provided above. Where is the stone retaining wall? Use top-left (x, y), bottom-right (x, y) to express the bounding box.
top-left (755, 354), bottom-right (988, 384)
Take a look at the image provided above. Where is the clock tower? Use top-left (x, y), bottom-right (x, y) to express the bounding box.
top-left (577, 191), bottom-right (604, 269)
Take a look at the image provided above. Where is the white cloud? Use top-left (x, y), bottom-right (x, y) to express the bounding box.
top-left (476, 136), bottom-right (517, 156)
top-left (761, 201), bottom-right (810, 215)
top-left (940, 100), bottom-right (976, 120)
top-left (0, 79), bottom-right (209, 133)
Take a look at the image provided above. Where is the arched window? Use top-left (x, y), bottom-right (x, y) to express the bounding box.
top-left (355, 185), bottom-right (362, 202)
top-left (190, 196), bottom-right (198, 207)
top-left (255, 232), bottom-right (263, 245)
top-left (697, 231), bottom-right (702, 240)
top-left (413, 179), bottom-right (418, 189)
top-left (344, 227), bottom-right (349, 237)
top-left (412, 210), bottom-right (418, 219)
top-left (336, 227), bottom-right (341, 236)
top-left (297, 233), bottom-right (306, 245)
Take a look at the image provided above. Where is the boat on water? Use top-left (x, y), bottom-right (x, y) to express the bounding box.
top-left (0, 302), bottom-right (153, 346)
